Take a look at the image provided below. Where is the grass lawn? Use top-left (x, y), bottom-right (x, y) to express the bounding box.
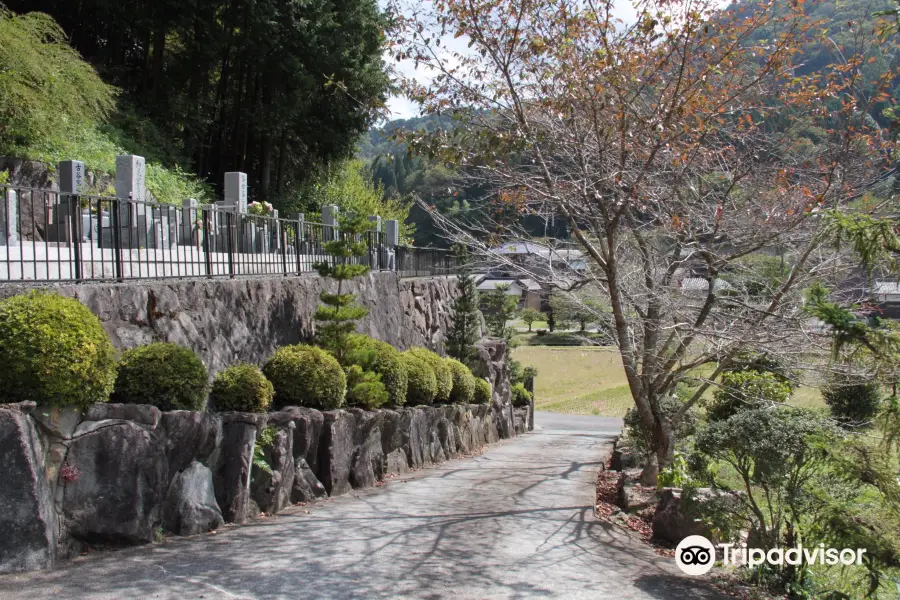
top-left (513, 342), bottom-right (827, 417)
top-left (512, 345), bottom-right (635, 416)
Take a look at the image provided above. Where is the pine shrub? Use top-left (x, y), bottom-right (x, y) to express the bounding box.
top-left (347, 334), bottom-right (408, 406)
top-left (345, 365), bottom-right (389, 410)
top-left (0, 290), bottom-right (117, 407)
top-left (113, 343), bottom-right (208, 411)
top-left (210, 364), bottom-right (274, 413)
top-left (263, 344), bottom-right (346, 410)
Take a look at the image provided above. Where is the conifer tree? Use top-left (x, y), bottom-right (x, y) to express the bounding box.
top-left (446, 246), bottom-right (481, 364)
top-left (314, 213), bottom-right (374, 364)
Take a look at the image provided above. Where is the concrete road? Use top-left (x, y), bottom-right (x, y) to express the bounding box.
top-left (0, 412), bottom-right (725, 599)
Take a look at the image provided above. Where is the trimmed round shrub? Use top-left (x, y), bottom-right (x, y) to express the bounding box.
top-left (347, 334), bottom-right (408, 406)
top-left (113, 343), bottom-right (208, 411)
top-left (0, 291), bottom-right (117, 407)
top-left (473, 378), bottom-right (492, 404)
top-left (822, 372), bottom-right (882, 427)
top-left (210, 364), bottom-right (274, 413)
top-left (445, 358), bottom-right (476, 404)
top-left (263, 344), bottom-right (346, 410)
top-left (400, 351), bottom-right (438, 405)
top-left (511, 382), bottom-right (533, 407)
top-left (407, 348), bottom-right (452, 402)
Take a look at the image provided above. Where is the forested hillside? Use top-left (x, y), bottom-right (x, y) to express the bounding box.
top-left (2, 0), bottom-right (388, 203)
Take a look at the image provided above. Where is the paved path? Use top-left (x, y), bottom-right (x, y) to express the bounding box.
top-left (0, 412), bottom-right (725, 599)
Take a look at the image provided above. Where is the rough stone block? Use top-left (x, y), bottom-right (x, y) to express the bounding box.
top-left (62, 420), bottom-right (167, 544)
top-left (317, 410), bottom-right (355, 496)
top-left (292, 458), bottom-right (328, 503)
top-left (0, 408), bottom-right (57, 573)
top-left (214, 419), bottom-right (259, 524)
top-left (162, 462), bottom-right (223, 536)
top-left (161, 410), bottom-right (220, 474)
top-left (85, 403), bottom-right (161, 429)
top-left (251, 423), bottom-right (295, 515)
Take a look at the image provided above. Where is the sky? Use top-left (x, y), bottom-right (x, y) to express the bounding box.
top-left (382, 0), bottom-right (640, 121)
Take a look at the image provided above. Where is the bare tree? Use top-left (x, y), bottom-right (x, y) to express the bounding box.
top-left (391, 0), bottom-right (896, 470)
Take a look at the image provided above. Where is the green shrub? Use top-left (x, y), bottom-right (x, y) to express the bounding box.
top-left (263, 344), bottom-right (346, 410)
top-left (210, 364), bottom-right (274, 413)
top-left (511, 382), bottom-right (533, 407)
top-left (473, 378), bottom-right (492, 404)
top-left (345, 365), bottom-right (389, 409)
top-left (0, 290), bottom-right (117, 407)
top-left (707, 370), bottom-right (790, 422)
top-left (113, 343), bottom-right (208, 411)
top-left (347, 334), bottom-right (408, 406)
top-left (822, 372), bottom-right (882, 427)
top-left (623, 395), bottom-right (698, 458)
top-left (723, 350), bottom-right (796, 391)
top-left (407, 348), bottom-right (452, 402)
top-left (400, 351), bottom-right (438, 405)
top-left (445, 358), bottom-right (476, 404)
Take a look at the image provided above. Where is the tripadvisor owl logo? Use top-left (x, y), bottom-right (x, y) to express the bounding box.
top-left (675, 535), bottom-right (716, 576)
top-left (674, 535), bottom-right (869, 576)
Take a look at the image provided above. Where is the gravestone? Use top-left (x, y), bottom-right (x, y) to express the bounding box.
top-left (47, 160), bottom-right (87, 244)
top-left (385, 220), bottom-right (399, 247)
top-left (322, 205), bottom-right (339, 240)
top-left (224, 172), bottom-right (248, 213)
top-left (0, 190), bottom-right (18, 246)
top-left (115, 154), bottom-right (146, 226)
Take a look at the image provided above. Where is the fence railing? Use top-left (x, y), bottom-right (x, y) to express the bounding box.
top-left (0, 185), bottom-right (457, 283)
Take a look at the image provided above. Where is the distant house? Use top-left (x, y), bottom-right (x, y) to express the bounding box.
top-left (870, 280), bottom-right (900, 318)
top-left (488, 240), bottom-right (587, 278)
top-left (476, 276), bottom-right (542, 310)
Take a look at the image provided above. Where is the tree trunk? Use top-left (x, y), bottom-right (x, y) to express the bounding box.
top-left (275, 129), bottom-right (288, 194)
top-left (259, 133), bottom-right (274, 198)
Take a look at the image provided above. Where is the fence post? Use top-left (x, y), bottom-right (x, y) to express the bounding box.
top-left (69, 194), bottom-right (83, 281)
top-left (202, 208), bottom-right (213, 277)
top-left (292, 213), bottom-right (303, 273)
top-left (111, 197), bottom-right (123, 281)
top-left (225, 211), bottom-right (235, 278)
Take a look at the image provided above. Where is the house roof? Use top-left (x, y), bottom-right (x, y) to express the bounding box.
top-left (872, 281), bottom-right (900, 296)
top-left (517, 278), bottom-right (542, 291)
top-left (476, 279), bottom-right (523, 294)
top-left (681, 278), bottom-right (733, 293)
top-left (490, 240), bottom-right (585, 263)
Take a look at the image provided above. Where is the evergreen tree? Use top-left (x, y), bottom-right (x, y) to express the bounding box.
top-left (446, 246), bottom-right (481, 364)
top-left (313, 213), bottom-right (374, 364)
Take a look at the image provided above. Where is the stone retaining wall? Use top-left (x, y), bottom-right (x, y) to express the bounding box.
top-left (0, 339), bottom-right (533, 574)
top-left (0, 271), bottom-right (465, 377)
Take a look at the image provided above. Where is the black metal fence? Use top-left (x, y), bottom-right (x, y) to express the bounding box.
top-left (0, 185), bottom-right (457, 283)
